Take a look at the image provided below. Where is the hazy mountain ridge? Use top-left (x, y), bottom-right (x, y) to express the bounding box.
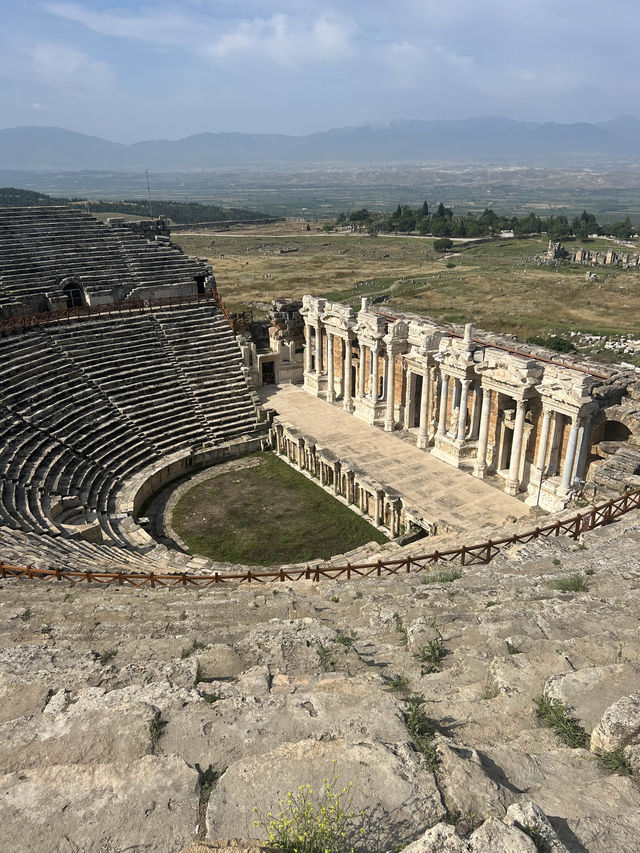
top-left (1, 116), bottom-right (639, 170)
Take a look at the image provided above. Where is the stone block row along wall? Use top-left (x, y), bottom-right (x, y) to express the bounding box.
top-left (273, 422), bottom-right (432, 538)
top-left (0, 206), bottom-right (212, 317)
top-left (0, 303), bottom-right (262, 545)
top-left (300, 294), bottom-right (640, 512)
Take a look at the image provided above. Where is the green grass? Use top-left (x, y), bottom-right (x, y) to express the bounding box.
top-left (421, 569), bottom-right (462, 585)
top-left (171, 451), bottom-right (387, 565)
top-left (174, 228), bottom-right (640, 350)
top-left (404, 695), bottom-right (439, 772)
top-left (413, 639), bottom-right (446, 674)
top-left (597, 749), bottom-right (633, 776)
top-left (551, 574), bottom-right (589, 593)
top-left (534, 695), bottom-right (589, 748)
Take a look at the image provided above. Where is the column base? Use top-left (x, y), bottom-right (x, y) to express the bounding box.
top-left (384, 418), bottom-right (395, 432)
top-left (343, 398), bottom-right (354, 413)
top-left (504, 479), bottom-right (520, 496)
top-left (326, 390), bottom-right (335, 403)
top-left (473, 463), bottom-right (487, 479)
top-left (416, 433), bottom-right (428, 449)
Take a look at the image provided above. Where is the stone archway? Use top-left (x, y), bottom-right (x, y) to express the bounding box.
top-left (61, 277), bottom-right (85, 309)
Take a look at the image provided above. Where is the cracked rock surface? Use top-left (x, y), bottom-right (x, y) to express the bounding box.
top-left (2, 515), bottom-right (640, 851)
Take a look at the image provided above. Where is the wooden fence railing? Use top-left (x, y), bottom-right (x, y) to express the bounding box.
top-left (2, 488), bottom-right (639, 589)
top-left (0, 291), bottom-right (220, 336)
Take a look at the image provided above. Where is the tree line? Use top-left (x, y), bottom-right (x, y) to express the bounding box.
top-left (331, 202), bottom-right (636, 241)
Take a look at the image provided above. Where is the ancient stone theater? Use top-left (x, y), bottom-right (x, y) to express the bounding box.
top-left (2, 205), bottom-right (640, 853)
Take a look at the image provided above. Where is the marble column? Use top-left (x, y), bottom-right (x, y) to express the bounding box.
top-left (326, 332), bottom-right (335, 403)
top-left (534, 407), bottom-right (553, 480)
top-left (315, 322), bottom-right (322, 374)
top-left (304, 323), bottom-right (313, 375)
top-left (561, 416), bottom-right (581, 490)
top-left (384, 349), bottom-right (396, 431)
top-left (437, 373), bottom-right (450, 435)
top-left (505, 399), bottom-right (527, 495)
top-left (471, 386), bottom-right (482, 440)
top-left (358, 343), bottom-right (366, 398)
top-left (456, 378), bottom-right (471, 441)
top-left (371, 344), bottom-right (380, 403)
top-left (417, 368), bottom-right (430, 449)
top-left (473, 387), bottom-right (492, 478)
top-left (343, 337), bottom-right (354, 412)
top-left (573, 417), bottom-right (592, 482)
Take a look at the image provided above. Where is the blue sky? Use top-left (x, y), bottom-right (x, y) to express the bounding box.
top-left (1, 1), bottom-right (638, 142)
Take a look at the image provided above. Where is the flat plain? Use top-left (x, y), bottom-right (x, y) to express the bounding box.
top-left (174, 225), bottom-right (640, 347)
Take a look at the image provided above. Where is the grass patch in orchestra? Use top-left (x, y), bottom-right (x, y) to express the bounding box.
top-left (171, 451), bottom-right (387, 565)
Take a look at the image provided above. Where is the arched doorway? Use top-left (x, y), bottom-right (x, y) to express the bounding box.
top-left (603, 421), bottom-right (632, 443)
top-left (62, 279), bottom-right (84, 308)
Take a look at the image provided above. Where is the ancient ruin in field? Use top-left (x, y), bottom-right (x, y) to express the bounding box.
top-left (1, 206), bottom-right (640, 853)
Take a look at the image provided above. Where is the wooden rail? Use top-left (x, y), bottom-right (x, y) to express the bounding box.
top-left (2, 488), bottom-right (639, 589)
top-left (0, 291), bottom-right (219, 336)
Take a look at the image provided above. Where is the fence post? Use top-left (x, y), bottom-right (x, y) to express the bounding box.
top-left (461, 545), bottom-right (466, 566)
top-left (405, 555), bottom-right (411, 573)
top-left (377, 559), bottom-right (382, 576)
top-left (573, 514), bottom-right (582, 540)
top-left (150, 572), bottom-right (155, 588)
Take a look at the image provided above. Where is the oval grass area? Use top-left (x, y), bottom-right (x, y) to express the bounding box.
top-left (171, 451), bottom-right (388, 565)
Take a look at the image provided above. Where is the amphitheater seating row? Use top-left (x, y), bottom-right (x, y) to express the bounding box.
top-left (0, 303), bottom-right (259, 545)
top-left (0, 206), bottom-right (207, 307)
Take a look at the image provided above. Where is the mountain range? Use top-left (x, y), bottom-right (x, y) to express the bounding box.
top-left (1, 116), bottom-right (639, 170)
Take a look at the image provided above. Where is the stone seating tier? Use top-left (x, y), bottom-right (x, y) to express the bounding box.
top-left (0, 303), bottom-right (260, 541)
top-left (0, 206), bottom-right (208, 306)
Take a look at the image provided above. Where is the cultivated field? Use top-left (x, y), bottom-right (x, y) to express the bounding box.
top-left (174, 225), bottom-right (640, 346)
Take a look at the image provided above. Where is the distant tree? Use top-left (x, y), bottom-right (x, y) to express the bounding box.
top-left (421, 200), bottom-right (429, 217)
top-left (433, 237), bottom-right (453, 252)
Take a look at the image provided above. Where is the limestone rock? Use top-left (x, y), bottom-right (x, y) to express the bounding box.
top-left (544, 663), bottom-right (640, 732)
top-left (197, 644), bottom-right (245, 680)
top-left (400, 822), bottom-right (471, 852)
top-left (505, 799), bottom-right (570, 852)
top-left (469, 816), bottom-right (536, 852)
top-left (591, 693), bottom-right (640, 754)
top-left (435, 736), bottom-right (515, 819)
top-left (206, 738), bottom-right (444, 850)
top-left (0, 755), bottom-right (199, 853)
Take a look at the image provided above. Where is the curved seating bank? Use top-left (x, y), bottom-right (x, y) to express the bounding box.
top-left (0, 302), bottom-right (268, 570)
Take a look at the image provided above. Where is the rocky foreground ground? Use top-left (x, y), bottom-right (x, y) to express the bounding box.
top-left (2, 515), bottom-right (640, 853)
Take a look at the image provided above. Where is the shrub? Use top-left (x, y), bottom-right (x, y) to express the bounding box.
top-left (434, 237), bottom-right (453, 252)
top-left (253, 770), bottom-right (363, 853)
top-left (414, 638), bottom-right (446, 674)
top-left (99, 648), bottom-right (117, 666)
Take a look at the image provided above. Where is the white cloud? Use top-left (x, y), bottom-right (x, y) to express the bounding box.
top-left (30, 42), bottom-right (115, 93)
top-left (45, 2), bottom-right (356, 68)
top-left (32, 101), bottom-right (48, 110)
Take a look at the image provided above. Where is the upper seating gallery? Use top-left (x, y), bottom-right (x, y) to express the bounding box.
top-left (0, 205), bottom-right (212, 317)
